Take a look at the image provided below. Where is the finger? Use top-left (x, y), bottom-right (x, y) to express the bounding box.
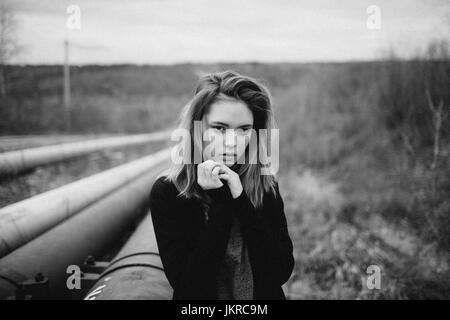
top-left (218, 166), bottom-right (227, 174)
top-left (203, 164), bottom-right (209, 180)
top-left (218, 163), bottom-right (233, 174)
top-left (204, 161), bottom-right (213, 178)
top-left (213, 163), bottom-right (224, 176)
top-left (218, 173), bottom-right (230, 181)
top-left (206, 161), bottom-right (221, 178)
top-left (211, 166), bottom-right (221, 177)
top-left (198, 163), bottom-right (206, 180)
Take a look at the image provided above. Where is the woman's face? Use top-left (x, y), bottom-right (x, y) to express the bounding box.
top-left (202, 99), bottom-right (254, 167)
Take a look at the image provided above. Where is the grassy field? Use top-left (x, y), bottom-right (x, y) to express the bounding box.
top-left (281, 141), bottom-right (450, 299)
top-left (1, 44), bottom-right (449, 298)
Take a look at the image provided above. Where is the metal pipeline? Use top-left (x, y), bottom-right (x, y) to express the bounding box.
top-left (0, 147), bottom-right (171, 258)
top-left (84, 213), bottom-right (173, 300)
top-left (0, 163), bottom-right (168, 299)
top-left (0, 130), bottom-right (171, 176)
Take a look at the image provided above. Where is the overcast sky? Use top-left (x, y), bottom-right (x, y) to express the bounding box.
top-left (6, 0), bottom-right (450, 64)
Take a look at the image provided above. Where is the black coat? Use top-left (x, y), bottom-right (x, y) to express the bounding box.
top-left (149, 176), bottom-right (295, 300)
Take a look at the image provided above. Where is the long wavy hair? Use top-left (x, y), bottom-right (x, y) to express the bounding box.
top-left (165, 70), bottom-right (278, 209)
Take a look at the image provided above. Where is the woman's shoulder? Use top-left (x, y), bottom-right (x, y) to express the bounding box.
top-left (262, 179), bottom-right (283, 205)
top-left (149, 175), bottom-right (184, 203)
top-left (149, 175), bottom-right (200, 221)
top-left (149, 175), bottom-right (179, 202)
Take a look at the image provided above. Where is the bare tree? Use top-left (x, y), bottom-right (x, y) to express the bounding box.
top-left (0, 2), bottom-right (19, 97)
top-left (426, 90), bottom-right (446, 170)
top-left (422, 40), bottom-right (450, 242)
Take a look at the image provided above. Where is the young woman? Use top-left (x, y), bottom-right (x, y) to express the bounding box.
top-left (149, 70), bottom-right (294, 300)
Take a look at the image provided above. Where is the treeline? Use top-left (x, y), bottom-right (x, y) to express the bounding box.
top-left (0, 54), bottom-right (448, 140)
top-left (0, 62), bottom-right (308, 134)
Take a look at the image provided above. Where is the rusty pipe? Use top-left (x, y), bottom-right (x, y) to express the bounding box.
top-left (0, 164), bottom-right (168, 299)
top-left (0, 130), bottom-right (171, 176)
top-left (0, 147), bottom-right (171, 258)
top-left (84, 213), bottom-right (172, 300)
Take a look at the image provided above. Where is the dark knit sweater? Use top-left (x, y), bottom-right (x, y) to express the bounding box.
top-left (149, 176), bottom-right (294, 300)
top-left (216, 215), bottom-right (254, 299)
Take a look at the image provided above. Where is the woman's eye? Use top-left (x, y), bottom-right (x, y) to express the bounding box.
top-left (212, 126), bottom-right (226, 133)
top-left (237, 128), bottom-right (251, 135)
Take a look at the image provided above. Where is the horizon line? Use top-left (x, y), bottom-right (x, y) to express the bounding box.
top-left (6, 57), bottom-right (438, 67)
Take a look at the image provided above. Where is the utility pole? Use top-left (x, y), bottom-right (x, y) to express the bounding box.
top-left (63, 38), bottom-right (71, 132)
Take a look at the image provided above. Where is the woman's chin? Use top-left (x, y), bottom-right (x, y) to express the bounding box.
top-left (210, 156), bottom-right (235, 167)
top-left (221, 160), bottom-right (236, 167)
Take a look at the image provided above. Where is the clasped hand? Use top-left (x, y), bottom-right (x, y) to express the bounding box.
top-left (197, 160), bottom-right (243, 199)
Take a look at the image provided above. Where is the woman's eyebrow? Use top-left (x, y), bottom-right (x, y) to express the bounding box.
top-left (209, 121), bottom-right (229, 127)
top-left (209, 121), bottom-right (253, 128)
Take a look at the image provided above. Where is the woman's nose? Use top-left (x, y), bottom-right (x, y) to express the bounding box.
top-left (224, 129), bottom-right (236, 148)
